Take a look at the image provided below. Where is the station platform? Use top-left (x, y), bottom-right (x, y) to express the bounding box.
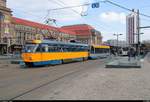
top-left (105, 56), bottom-right (142, 68)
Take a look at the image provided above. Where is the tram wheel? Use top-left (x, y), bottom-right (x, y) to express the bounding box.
top-left (25, 62), bottom-right (33, 67)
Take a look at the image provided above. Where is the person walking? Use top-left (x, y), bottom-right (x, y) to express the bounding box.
top-left (127, 48), bottom-right (132, 61)
top-left (133, 48), bottom-right (136, 59)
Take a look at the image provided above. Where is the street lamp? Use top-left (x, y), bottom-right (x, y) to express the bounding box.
top-left (113, 34), bottom-right (123, 55)
top-left (135, 32), bottom-right (144, 56)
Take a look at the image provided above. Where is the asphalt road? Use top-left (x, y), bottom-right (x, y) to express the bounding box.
top-left (0, 58), bottom-right (107, 100)
top-left (0, 54), bottom-right (150, 100)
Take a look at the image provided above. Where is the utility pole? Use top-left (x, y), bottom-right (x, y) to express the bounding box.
top-left (114, 34), bottom-right (123, 55)
top-left (137, 9), bottom-right (140, 56)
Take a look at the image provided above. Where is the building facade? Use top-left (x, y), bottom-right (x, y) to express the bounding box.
top-left (61, 24), bottom-right (102, 45)
top-left (126, 9), bottom-right (139, 45)
top-left (104, 39), bottom-right (128, 48)
top-left (0, 0), bottom-right (12, 54)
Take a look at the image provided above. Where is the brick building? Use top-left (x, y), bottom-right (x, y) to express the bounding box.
top-left (61, 24), bottom-right (102, 45)
top-left (0, 0), bottom-right (12, 54)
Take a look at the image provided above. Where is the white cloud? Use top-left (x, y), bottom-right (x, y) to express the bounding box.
top-left (7, 0), bottom-right (90, 24)
top-left (141, 29), bottom-right (150, 41)
top-left (99, 11), bottom-right (126, 24)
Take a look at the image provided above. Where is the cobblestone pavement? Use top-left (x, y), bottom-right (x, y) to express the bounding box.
top-left (0, 54), bottom-right (150, 100)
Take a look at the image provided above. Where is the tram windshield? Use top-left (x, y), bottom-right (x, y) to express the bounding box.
top-left (23, 44), bottom-right (39, 53)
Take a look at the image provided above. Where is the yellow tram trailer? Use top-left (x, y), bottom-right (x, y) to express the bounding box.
top-left (89, 45), bottom-right (110, 59)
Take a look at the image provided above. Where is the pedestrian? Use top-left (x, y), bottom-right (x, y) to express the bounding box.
top-left (127, 48), bottom-right (131, 61)
top-left (111, 49), bottom-right (116, 56)
top-left (133, 48), bottom-right (137, 59)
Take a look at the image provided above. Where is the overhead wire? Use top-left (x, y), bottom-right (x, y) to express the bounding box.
top-left (54, 0), bottom-right (90, 23)
top-left (46, 0), bottom-right (81, 26)
top-left (46, 0), bottom-right (89, 25)
top-left (46, 0), bottom-right (150, 19)
top-left (105, 0), bottom-right (150, 19)
top-left (46, 0), bottom-right (125, 33)
top-left (52, 0), bottom-right (81, 15)
top-left (47, 3), bottom-right (91, 11)
top-left (11, 0), bottom-right (150, 24)
top-left (11, 0), bottom-right (150, 33)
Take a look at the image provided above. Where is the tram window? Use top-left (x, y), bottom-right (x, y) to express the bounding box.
top-left (55, 46), bottom-right (61, 52)
top-left (103, 49), bottom-right (106, 53)
top-left (57, 47), bottom-right (62, 52)
top-left (83, 46), bottom-right (87, 50)
top-left (67, 46), bottom-right (71, 52)
top-left (70, 46), bottom-right (74, 51)
top-left (95, 48), bottom-right (103, 54)
top-left (105, 49), bottom-right (107, 53)
top-left (45, 46), bottom-right (49, 52)
top-left (67, 47), bottom-right (71, 52)
top-left (68, 47), bottom-right (73, 52)
top-left (78, 46), bottom-right (82, 51)
top-left (104, 49), bottom-right (108, 53)
top-left (41, 44), bottom-right (49, 52)
top-left (66, 45), bottom-right (72, 52)
top-left (72, 47), bottom-right (76, 52)
top-left (95, 48), bottom-right (98, 53)
top-left (36, 45), bottom-right (41, 52)
top-left (102, 49), bottom-right (105, 53)
top-left (53, 47), bottom-right (57, 52)
top-left (74, 47), bottom-right (78, 51)
top-left (59, 46), bottom-right (63, 52)
top-left (73, 47), bottom-right (76, 52)
top-left (63, 47), bottom-right (68, 52)
top-left (47, 45), bottom-right (58, 52)
top-left (91, 47), bottom-right (94, 53)
top-left (49, 46), bottom-right (55, 52)
top-left (94, 49), bottom-right (97, 53)
top-left (75, 46), bottom-right (81, 51)
top-left (53, 47), bottom-right (56, 52)
top-left (105, 49), bottom-right (109, 53)
top-left (80, 47), bottom-right (84, 51)
top-left (48, 46), bottom-right (52, 52)
top-left (24, 44), bottom-right (38, 53)
top-left (83, 47), bottom-right (87, 51)
top-left (101, 49), bottom-right (103, 53)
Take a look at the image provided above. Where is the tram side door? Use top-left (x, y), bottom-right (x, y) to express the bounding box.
top-left (35, 44), bottom-right (43, 64)
top-left (41, 44), bottom-right (49, 65)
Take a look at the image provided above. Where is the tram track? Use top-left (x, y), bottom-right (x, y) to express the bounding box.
top-left (9, 67), bottom-right (86, 100)
top-left (3, 59), bottom-right (106, 100)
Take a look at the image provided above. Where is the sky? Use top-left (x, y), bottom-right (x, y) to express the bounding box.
top-left (7, 0), bottom-right (150, 41)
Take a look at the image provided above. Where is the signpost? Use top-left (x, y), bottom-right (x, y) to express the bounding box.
top-left (91, 2), bottom-right (100, 8)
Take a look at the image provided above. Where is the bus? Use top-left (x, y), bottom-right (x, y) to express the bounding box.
top-left (120, 47), bottom-right (128, 56)
top-left (22, 40), bottom-right (89, 67)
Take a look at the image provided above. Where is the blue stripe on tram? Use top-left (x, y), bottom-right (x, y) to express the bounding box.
top-left (73, 58), bottom-right (83, 61)
top-left (33, 60), bottom-right (62, 66)
top-left (89, 56), bottom-right (99, 59)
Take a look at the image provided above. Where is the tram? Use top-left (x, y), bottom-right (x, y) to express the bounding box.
top-left (89, 45), bottom-right (110, 59)
top-left (21, 40), bottom-right (89, 67)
